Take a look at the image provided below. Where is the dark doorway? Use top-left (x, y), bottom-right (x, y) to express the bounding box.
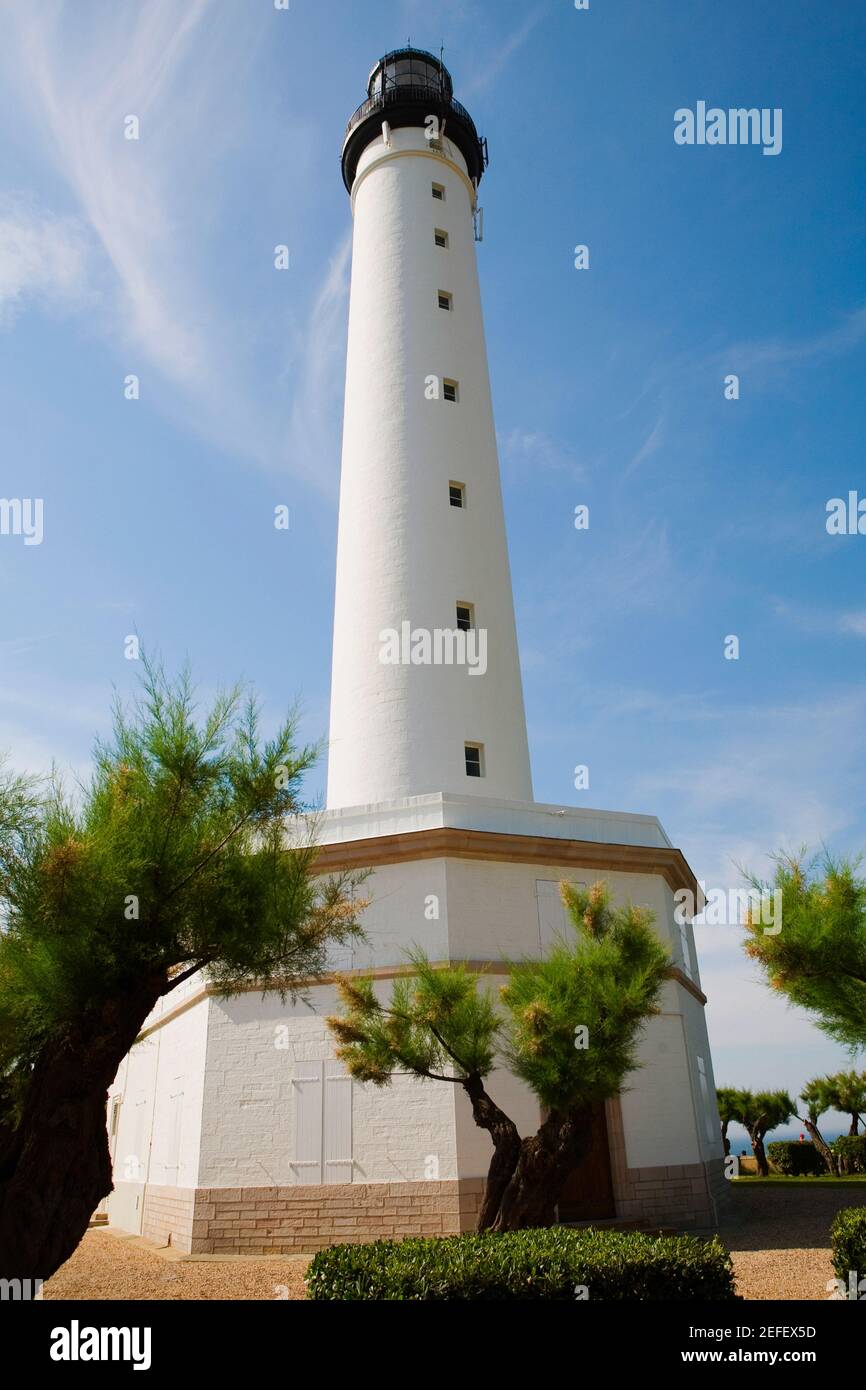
top-left (556, 1103), bottom-right (616, 1222)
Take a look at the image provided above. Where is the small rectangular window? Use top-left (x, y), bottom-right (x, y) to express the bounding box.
top-left (432, 183), bottom-right (445, 201)
top-left (449, 482), bottom-right (465, 508)
top-left (434, 229), bottom-right (449, 248)
top-left (456, 602), bottom-right (474, 631)
top-left (443, 379), bottom-right (458, 402)
top-left (438, 291), bottom-right (452, 312)
top-left (465, 743), bottom-right (484, 778)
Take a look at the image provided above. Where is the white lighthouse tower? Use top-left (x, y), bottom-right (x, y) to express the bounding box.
top-left (328, 50), bottom-right (532, 809)
top-left (104, 50), bottom-right (726, 1254)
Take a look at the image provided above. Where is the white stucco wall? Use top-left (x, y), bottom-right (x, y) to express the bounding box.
top-left (197, 984), bottom-right (459, 1187)
top-left (106, 995), bottom-right (209, 1229)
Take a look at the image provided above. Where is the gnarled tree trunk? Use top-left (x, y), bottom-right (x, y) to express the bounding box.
top-left (461, 1075), bottom-right (521, 1231)
top-left (0, 975), bottom-right (164, 1281)
top-left (750, 1129), bottom-right (769, 1177)
top-left (491, 1105), bottom-right (594, 1231)
top-left (802, 1117), bottom-right (837, 1174)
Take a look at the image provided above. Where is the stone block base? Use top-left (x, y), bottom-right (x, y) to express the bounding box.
top-left (119, 1159), bottom-right (724, 1255)
top-left (121, 1179), bottom-right (484, 1255)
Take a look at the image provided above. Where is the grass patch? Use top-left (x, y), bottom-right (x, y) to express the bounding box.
top-left (732, 1175), bottom-right (866, 1186)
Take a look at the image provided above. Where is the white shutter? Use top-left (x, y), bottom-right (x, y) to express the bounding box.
top-left (678, 921), bottom-right (694, 980)
top-left (536, 879), bottom-right (584, 953)
top-left (323, 1062), bottom-right (353, 1184)
top-left (165, 1083), bottom-right (184, 1180)
top-left (293, 1062), bottom-right (324, 1183)
top-left (696, 1056), bottom-right (716, 1143)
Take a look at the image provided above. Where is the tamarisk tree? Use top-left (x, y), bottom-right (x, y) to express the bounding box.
top-left (736, 1090), bottom-right (795, 1176)
top-left (743, 853), bottom-right (866, 1049)
top-left (0, 663), bottom-right (362, 1281)
top-left (798, 1077), bottom-right (838, 1173)
top-left (327, 882), bottom-right (669, 1231)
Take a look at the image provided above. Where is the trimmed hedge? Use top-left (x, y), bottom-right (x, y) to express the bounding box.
top-left (306, 1227), bottom-right (738, 1301)
top-left (766, 1140), bottom-right (826, 1176)
top-left (830, 1207), bottom-right (866, 1282)
top-left (831, 1135), bottom-right (866, 1175)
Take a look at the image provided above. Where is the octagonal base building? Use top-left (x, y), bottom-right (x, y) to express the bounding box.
top-left (106, 49), bottom-right (726, 1254)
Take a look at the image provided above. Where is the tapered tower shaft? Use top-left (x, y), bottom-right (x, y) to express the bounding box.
top-left (327, 49), bottom-right (532, 809)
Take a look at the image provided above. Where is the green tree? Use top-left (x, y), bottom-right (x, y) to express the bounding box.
top-left (737, 1090), bottom-right (795, 1176)
top-left (0, 663), bottom-right (362, 1281)
top-left (821, 1070), bottom-right (866, 1136)
top-left (743, 853), bottom-right (866, 1049)
top-left (798, 1077), bottom-right (837, 1174)
top-left (328, 881), bottom-right (670, 1231)
top-left (716, 1087), bottom-right (747, 1158)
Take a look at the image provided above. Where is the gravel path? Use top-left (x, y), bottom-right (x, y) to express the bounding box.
top-left (719, 1183), bottom-right (865, 1301)
top-left (44, 1230), bottom-right (308, 1301)
top-left (44, 1184), bottom-right (866, 1301)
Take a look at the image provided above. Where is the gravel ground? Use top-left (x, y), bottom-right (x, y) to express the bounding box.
top-left (44, 1230), bottom-right (309, 1301)
top-left (43, 1183), bottom-right (866, 1301)
top-left (719, 1182), bottom-right (866, 1301)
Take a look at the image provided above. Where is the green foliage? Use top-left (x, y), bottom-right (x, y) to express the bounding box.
top-left (500, 883), bottom-right (670, 1111)
top-left (800, 1075), bottom-right (835, 1125)
top-left (743, 853), bottom-right (866, 1049)
top-left (830, 1206), bottom-right (866, 1281)
top-left (716, 1087), bottom-right (750, 1126)
top-left (735, 1089), bottom-right (795, 1140)
top-left (831, 1136), bottom-right (866, 1175)
top-left (328, 881), bottom-right (670, 1114)
top-left (765, 1141), bottom-right (825, 1177)
top-left (306, 1227), bottom-right (738, 1301)
top-left (329, 953), bottom-right (498, 1085)
top-left (820, 1070), bottom-right (866, 1133)
top-left (0, 660), bottom-right (363, 1097)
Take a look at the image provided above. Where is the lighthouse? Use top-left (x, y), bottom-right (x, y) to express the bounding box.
top-left (327, 49), bottom-right (532, 809)
top-left (104, 50), bottom-right (726, 1254)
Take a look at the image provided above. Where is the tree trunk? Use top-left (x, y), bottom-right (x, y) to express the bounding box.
top-left (461, 1076), bottom-right (521, 1231)
top-left (491, 1105), bottom-right (594, 1231)
top-left (849, 1114), bottom-right (859, 1136)
top-left (721, 1121), bottom-right (730, 1158)
top-left (750, 1129), bottom-right (769, 1177)
top-left (0, 976), bottom-right (163, 1281)
top-left (802, 1118), bottom-right (837, 1174)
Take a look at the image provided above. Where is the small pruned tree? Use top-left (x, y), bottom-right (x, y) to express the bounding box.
top-left (737, 1090), bottom-right (796, 1176)
top-left (328, 881), bottom-right (670, 1231)
top-left (743, 853), bottom-right (866, 1050)
top-left (798, 1077), bottom-right (838, 1174)
top-left (821, 1070), bottom-right (866, 1137)
top-left (716, 1087), bottom-right (747, 1158)
top-left (0, 661), bottom-right (364, 1281)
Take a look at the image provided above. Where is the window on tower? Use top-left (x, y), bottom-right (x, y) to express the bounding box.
top-left (456, 602), bottom-right (474, 631)
top-left (438, 291), bottom-right (453, 311)
top-left (434, 229), bottom-right (449, 248)
top-left (465, 743), bottom-right (484, 778)
top-left (432, 182), bottom-right (445, 201)
top-left (449, 482), bottom-right (465, 508)
top-left (443, 379), bottom-right (458, 402)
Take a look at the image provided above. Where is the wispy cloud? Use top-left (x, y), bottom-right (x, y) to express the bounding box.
top-left (460, 4), bottom-right (549, 96)
top-left (0, 0), bottom-right (347, 490)
top-left (501, 427), bottom-right (584, 478)
top-left (623, 412), bottom-right (665, 477)
top-left (0, 194), bottom-right (91, 324)
top-left (720, 304), bottom-right (866, 379)
top-left (773, 598), bottom-right (866, 641)
top-left (282, 234), bottom-right (351, 493)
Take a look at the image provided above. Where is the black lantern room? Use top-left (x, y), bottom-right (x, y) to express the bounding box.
top-left (341, 47), bottom-right (487, 192)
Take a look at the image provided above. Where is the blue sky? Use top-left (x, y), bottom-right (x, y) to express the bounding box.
top-left (1, 0), bottom-right (864, 1139)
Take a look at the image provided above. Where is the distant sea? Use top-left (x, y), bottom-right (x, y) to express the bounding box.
top-left (727, 1120), bottom-right (855, 1153)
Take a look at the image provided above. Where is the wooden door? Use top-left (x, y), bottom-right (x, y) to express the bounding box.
top-left (556, 1102), bottom-right (615, 1222)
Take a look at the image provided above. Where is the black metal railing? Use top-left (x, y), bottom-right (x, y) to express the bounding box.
top-left (343, 85), bottom-right (480, 147)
